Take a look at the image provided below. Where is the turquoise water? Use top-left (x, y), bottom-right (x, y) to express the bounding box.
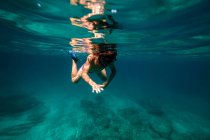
top-left (1, 0), bottom-right (210, 139)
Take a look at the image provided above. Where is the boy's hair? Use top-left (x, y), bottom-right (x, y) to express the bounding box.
top-left (91, 43), bottom-right (117, 66)
top-left (100, 50), bottom-right (117, 60)
top-left (98, 50), bottom-right (117, 66)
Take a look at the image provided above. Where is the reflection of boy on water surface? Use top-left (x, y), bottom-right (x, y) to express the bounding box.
top-left (70, 0), bottom-right (118, 32)
top-left (70, 44), bottom-right (117, 94)
top-left (71, 0), bottom-right (105, 15)
top-left (70, 15), bottom-right (118, 32)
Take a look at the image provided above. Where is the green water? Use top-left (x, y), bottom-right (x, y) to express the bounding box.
top-left (0, 0), bottom-right (210, 139)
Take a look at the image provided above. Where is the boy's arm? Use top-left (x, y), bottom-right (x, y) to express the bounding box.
top-left (81, 56), bottom-right (96, 86)
top-left (103, 63), bottom-right (116, 88)
top-left (82, 60), bottom-right (104, 93)
top-left (82, 56), bottom-right (104, 93)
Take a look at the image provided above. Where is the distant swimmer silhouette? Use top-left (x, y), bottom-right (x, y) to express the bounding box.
top-left (70, 44), bottom-right (117, 93)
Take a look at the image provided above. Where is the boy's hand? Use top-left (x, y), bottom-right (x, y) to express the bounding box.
top-left (92, 84), bottom-right (104, 94)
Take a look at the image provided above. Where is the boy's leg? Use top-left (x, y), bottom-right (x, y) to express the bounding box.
top-left (71, 60), bottom-right (82, 83)
top-left (96, 69), bottom-right (107, 81)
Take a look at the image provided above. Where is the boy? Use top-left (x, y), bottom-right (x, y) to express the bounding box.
top-left (70, 45), bottom-right (116, 93)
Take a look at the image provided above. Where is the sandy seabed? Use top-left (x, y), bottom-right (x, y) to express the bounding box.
top-left (0, 88), bottom-right (210, 140)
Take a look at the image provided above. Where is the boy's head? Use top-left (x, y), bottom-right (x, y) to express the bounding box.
top-left (98, 50), bottom-right (117, 67)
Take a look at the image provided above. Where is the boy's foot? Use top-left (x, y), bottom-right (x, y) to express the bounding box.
top-left (69, 50), bottom-right (79, 62)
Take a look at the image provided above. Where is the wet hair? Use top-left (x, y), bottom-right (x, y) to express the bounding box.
top-left (90, 43), bottom-right (117, 66)
top-left (98, 50), bottom-right (117, 67)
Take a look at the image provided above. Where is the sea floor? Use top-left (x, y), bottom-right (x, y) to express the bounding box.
top-left (0, 85), bottom-right (210, 140)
